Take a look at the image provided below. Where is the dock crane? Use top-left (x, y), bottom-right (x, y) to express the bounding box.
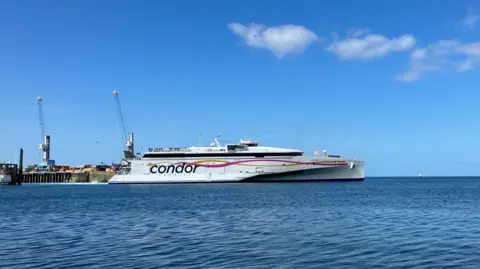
top-left (37, 96), bottom-right (53, 167)
top-left (113, 90), bottom-right (134, 160)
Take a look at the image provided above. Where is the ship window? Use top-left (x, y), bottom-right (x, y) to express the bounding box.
top-left (142, 152), bottom-right (303, 158)
top-left (227, 144), bottom-right (247, 151)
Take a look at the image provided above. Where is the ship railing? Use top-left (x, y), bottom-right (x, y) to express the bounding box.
top-left (148, 147), bottom-right (190, 153)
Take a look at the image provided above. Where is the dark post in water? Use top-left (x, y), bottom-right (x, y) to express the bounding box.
top-left (18, 148), bottom-right (23, 185)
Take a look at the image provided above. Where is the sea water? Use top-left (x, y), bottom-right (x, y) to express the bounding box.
top-left (1, 177), bottom-right (479, 268)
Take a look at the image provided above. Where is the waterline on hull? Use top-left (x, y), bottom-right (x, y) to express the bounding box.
top-left (108, 178), bottom-right (365, 185)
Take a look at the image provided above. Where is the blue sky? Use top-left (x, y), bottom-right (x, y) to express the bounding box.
top-left (1, 0), bottom-right (479, 176)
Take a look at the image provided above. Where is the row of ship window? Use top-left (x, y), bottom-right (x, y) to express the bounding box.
top-left (142, 152), bottom-right (303, 158)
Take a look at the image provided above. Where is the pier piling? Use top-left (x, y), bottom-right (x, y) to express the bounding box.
top-left (17, 148), bottom-right (23, 185)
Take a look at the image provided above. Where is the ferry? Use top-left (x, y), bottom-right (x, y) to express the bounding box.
top-left (108, 136), bottom-right (365, 184)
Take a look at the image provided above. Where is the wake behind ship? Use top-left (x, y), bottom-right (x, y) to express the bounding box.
top-left (108, 137), bottom-right (364, 184)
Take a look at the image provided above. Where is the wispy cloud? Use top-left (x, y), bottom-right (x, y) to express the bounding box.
top-left (462, 7), bottom-right (479, 29)
top-left (396, 40), bottom-right (480, 82)
top-left (326, 28), bottom-right (416, 60)
top-left (228, 13), bottom-right (479, 82)
top-left (228, 23), bottom-right (320, 58)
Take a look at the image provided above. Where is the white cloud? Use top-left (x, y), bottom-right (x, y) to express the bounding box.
top-left (396, 40), bottom-right (480, 82)
top-left (462, 7), bottom-right (479, 29)
top-left (227, 23), bottom-right (320, 58)
top-left (326, 29), bottom-right (416, 60)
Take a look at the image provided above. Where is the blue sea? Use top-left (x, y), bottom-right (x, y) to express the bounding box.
top-left (1, 177), bottom-right (479, 268)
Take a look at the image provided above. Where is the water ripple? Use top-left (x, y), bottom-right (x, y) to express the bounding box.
top-left (1, 177), bottom-right (480, 268)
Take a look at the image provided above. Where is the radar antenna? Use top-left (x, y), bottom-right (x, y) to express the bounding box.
top-left (214, 134), bottom-right (221, 147)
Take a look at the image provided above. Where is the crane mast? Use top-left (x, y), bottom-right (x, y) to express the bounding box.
top-left (113, 90), bottom-right (127, 144)
top-left (37, 96), bottom-right (51, 166)
top-left (38, 96), bottom-right (45, 141)
top-left (113, 90), bottom-right (134, 160)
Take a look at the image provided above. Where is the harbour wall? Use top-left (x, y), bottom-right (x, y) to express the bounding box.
top-left (87, 171), bottom-right (115, 183)
top-left (22, 171), bottom-right (114, 183)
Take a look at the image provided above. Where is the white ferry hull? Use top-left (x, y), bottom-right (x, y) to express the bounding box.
top-left (108, 157), bottom-right (364, 184)
top-left (247, 160), bottom-right (364, 182)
